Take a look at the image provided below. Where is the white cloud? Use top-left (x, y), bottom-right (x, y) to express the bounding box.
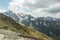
top-left (47, 3), bottom-right (60, 14)
top-left (8, 0), bottom-right (60, 18)
top-left (0, 9), bottom-right (6, 13)
top-left (28, 0), bottom-right (36, 4)
top-left (31, 3), bottom-right (60, 18)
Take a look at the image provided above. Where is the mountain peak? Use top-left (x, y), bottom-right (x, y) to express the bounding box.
top-left (6, 10), bottom-right (13, 13)
top-left (3, 10), bottom-right (20, 22)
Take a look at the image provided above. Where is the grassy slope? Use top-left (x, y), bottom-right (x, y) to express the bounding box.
top-left (0, 14), bottom-right (53, 40)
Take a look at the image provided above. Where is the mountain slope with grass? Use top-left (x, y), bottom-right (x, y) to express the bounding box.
top-left (0, 13), bottom-right (53, 40)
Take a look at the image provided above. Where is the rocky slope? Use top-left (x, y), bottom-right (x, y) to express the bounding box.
top-left (0, 13), bottom-right (53, 40)
top-left (0, 29), bottom-right (37, 40)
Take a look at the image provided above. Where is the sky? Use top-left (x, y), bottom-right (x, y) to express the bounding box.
top-left (0, 0), bottom-right (60, 18)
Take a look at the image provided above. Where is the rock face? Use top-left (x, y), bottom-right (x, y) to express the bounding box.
top-left (0, 29), bottom-right (35, 40)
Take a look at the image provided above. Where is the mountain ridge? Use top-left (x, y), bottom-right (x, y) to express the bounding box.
top-left (0, 13), bottom-right (53, 40)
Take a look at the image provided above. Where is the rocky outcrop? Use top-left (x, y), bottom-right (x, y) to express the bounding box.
top-left (0, 29), bottom-right (41, 40)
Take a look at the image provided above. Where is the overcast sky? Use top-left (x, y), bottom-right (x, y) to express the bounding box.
top-left (0, 0), bottom-right (60, 18)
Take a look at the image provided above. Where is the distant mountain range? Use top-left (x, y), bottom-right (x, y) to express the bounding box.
top-left (21, 15), bottom-right (60, 37)
top-left (0, 10), bottom-right (60, 40)
top-left (0, 12), bottom-right (53, 40)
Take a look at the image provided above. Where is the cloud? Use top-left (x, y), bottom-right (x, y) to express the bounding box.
top-left (31, 3), bottom-right (60, 18)
top-left (0, 9), bottom-right (6, 13)
top-left (22, 0), bottom-right (60, 8)
top-left (47, 3), bottom-right (60, 14)
top-left (28, 0), bottom-right (36, 4)
top-left (9, 0), bottom-right (60, 9)
top-left (8, 0), bottom-right (60, 18)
